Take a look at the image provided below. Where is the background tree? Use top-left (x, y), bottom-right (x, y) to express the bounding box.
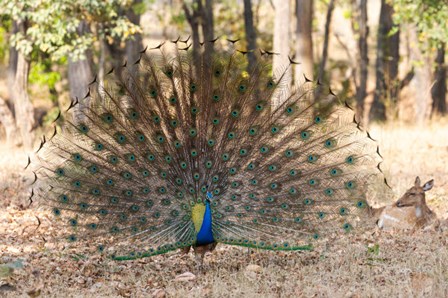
top-left (295, 0), bottom-right (314, 82)
top-left (351, 0), bottom-right (369, 122)
top-left (0, 0), bottom-right (447, 146)
top-left (243, 0), bottom-right (257, 72)
top-left (0, 95), bottom-right (20, 146)
top-left (67, 21), bottom-right (93, 121)
top-left (369, 0), bottom-right (399, 122)
top-left (273, 0), bottom-right (291, 107)
top-left (8, 18), bottom-right (34, 148)
top-left (184, 0), bottom-right (215, 78)
top-left (0, 0), bottom-right (140, 144)
top-left (432, 44), bottom-right (446, 115)
top-left (392, 0), bottom-right (448, 121)
top-left (125, 0), bottom-right (145, 76)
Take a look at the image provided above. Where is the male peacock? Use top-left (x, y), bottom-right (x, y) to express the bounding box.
top-left (29, 39), bottom-right (383, 261)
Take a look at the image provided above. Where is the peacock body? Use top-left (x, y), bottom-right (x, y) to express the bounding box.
top-left (31, 40), bottom-right (382, 260)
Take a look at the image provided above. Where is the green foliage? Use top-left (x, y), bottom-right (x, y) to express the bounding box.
top-left (171, 12), bottom-right (187, 27)
top-left (29, 62), bottom-right (61, 90)
top-left (0, 15), bottom-right (12, 39)
top-left (0, 15), bottom-right (12, 62)
top-left (0, 0), bottom-right (141, 61)
top-left (132, 0), bottom-right (150, 15)
top-left (0, 27), bottom-right (6, 62)
top-left (391, 0), bottom-right (448, 46)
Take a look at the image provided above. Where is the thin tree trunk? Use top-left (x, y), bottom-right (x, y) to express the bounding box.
top-left (126, 0), bottom-right (144, 77)
top-left (407, 28), bottom-right (432, 123)
top-left (295, 0), bottom-right (314, 83)
top-left (7, 22), bottom-right (19, 102)
top-left (12, 52), bottom-right (34, 148)
top-left (0, 97), bottom-right (21, 146)
top-left (202, 0), bottom-right (214, 62)
top-left (431, 44), bottom-right (446, 115)
top-left (104, 39), bottom-right (125, 79)
top-left (184, 0), bottom-right (214, 80)
top-left (9, 20), bottom-right (34, 148)
top-left (243, 0), bottom-right (258, 72)
top-left (183, 1), bottom-right (201, 78)
top-left (273, 0), bottom-right (291, 106)
top-left (354, 0), bottom-right (369, 123)
top-left (370, 0), bottom-right (399, 122)
top-left (68, 21), bottom-right (93, 122)
top-left (317, 0), bottom-right (334, 83)
top-left (97, 40), bottom-right (106, 101)
top-left (68, 56), bottom-right (93, 120)
top-left (5, 21), bottom-right (19, 146)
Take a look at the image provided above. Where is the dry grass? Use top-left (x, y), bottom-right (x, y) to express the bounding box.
top-left (1, 120), bottom-right (447, 297)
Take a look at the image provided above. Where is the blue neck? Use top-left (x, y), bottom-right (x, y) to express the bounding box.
top-left (196, 201), bottom-right (215, 245)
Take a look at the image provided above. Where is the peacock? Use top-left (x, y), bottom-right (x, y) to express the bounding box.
top-left (29, 38), bottom-right (384, 262)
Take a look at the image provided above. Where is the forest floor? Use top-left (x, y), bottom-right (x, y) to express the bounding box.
top-left (1, 120), bottom-right (447, 297)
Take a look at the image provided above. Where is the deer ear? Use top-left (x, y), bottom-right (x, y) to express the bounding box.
top-left (423, 179), bottom-right (434, 192)
top-left (414, 176), bottom-right (421, 187)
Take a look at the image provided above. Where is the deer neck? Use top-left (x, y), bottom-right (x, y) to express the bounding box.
top-left (415, 203), bottom-right (433, 219)
top-left (415, 206), bottom-right (422, 217)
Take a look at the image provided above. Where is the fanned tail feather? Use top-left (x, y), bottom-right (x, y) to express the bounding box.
top-left (31, 40), bottom-right (383, 259)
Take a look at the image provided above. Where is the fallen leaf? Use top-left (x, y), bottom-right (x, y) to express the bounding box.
top-left (27, 288), bottom-right (41, 298)
top-left (152, 288), bottom-right (166, 298)
top-left (174, 272), bottom-right (196, 282)
top-left (245, 264), bottom-right (262, 273)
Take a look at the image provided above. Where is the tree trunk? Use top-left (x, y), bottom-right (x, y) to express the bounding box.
top-left (273, 0), bottom-right (291, 106)
top-left (7, 22), bottom-right (19, 101)
top-left (202, 0), bottom-right (214, 62)
top-left (431, 44), bottom-right (446, 115)
top-left (354, 0), bottom-right (369, 123)
top-left (243, 0), bottom-right (258, 72)
top-left (314, 0), bottom-right (332, 99)
top-left (126, 0), bottom-right (144, 77)
top-left (104, 39), bottom-right (125, 79)
top-left (370, 0), bottom-right (399, 122)
top-left (295, 0), bottom-right (314, 83)
top-left (0, 97), bottom-right (21, 146)
top-left (184, 0), bottom-right (214, 79)
top-left (4, 20), bottom-right (20, 146)
top-left (317, 0), bottom-right (333, 83)
top-left (68, 56), bottom-right (93, 120)
top-left (406, 28), bottom-right (432, 123)
top-left (183, 0), bottom-right (202, 79)
top-left (9, 20), bottom-right (34, 148)
top-left (68, 21), bottom-right (93, 122)
top-left (12, 52), bottom-right (34, 148)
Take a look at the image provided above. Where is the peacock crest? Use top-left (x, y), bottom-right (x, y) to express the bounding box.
top-left (29, 39), bottom-right (383, 260)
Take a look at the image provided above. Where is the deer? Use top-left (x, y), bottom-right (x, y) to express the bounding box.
top-left (377, 176), bottom-right (439, 231)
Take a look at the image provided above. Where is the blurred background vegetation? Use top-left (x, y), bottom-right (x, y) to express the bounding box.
top-left (0, 0), bottom-right (446, 148)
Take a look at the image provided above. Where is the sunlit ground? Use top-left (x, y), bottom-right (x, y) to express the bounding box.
top-left (1, 120), bottom-right (447, 297)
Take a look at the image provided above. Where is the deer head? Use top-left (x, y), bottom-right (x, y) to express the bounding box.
top-left (396, 176), bottom-right (434, 208)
